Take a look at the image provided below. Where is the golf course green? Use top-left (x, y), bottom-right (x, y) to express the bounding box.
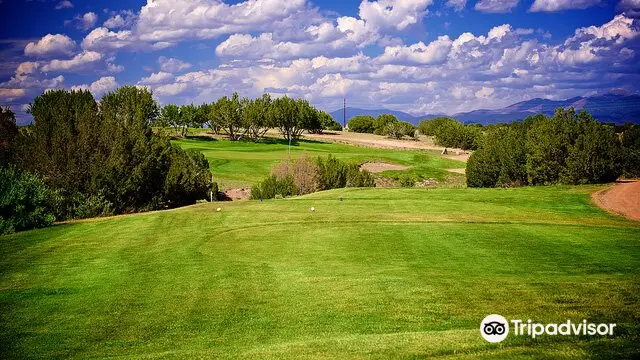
top-left (1, 185), bottom-right (639, 359)
top-left (173, 137), bottom-right (464, 188)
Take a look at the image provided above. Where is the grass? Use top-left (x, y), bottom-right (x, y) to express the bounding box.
top-left (1, 186), bottom-right (639, 359)
top-left (173, 136), bottom-right (464, 188)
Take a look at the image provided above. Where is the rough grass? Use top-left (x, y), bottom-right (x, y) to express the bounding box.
top-left (173, 137), bottom-right (464, 188)
top-left (1, 186), bottom-right (639, 359)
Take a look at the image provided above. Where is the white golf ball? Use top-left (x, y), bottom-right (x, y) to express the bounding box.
top-left (216, 208), bottom-right (222, 212)
top-left (310, 207), bottom-right (315, 212)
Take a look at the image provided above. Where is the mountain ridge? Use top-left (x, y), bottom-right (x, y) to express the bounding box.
top-left (329, 93), bottom-right (640, 125)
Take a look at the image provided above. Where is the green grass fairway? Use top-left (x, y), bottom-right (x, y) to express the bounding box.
top-left (173, 137), bottom-right (464, 188)
top-left (1, 186), bottom-right (639, 359)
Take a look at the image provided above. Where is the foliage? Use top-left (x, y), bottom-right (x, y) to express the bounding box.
top-left (417, 117), bottom-right (453, 136)
top-left (0, 107), bottom-right (18, 166)
top-left (386, 121), bottom-right (416, 139)
top-left (250, 175), bottom-right (298, 200)
top-left (374, 114), bottom-right (398, 135)
top-left (621, 124), bottom-right (640, 178)
top-left (243, 94), bottom-right (273, 141)
top-left (212, 93), bottom-right (244, 140)
top-left (0, 166), bottom-right (56, 235)
top-left (317, 111), bottom-right (342, 132)
top-left (12, 87), bottom-right (211, 221)
top-left (468, 108), bottom-right (624, 187)
top-left (269, 96), bottom-right (321, 142)
top-left (315, 155), bottom-right (374, 190)
top-left (348, 115), bottom-right (375, 133)
top-left (271, 154), bottom-right (319, 195)
top-left (432, 118), bottom-right (480, 150)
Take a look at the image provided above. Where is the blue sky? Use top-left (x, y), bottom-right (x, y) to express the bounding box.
top-left (1, 0), bottom-right (639, 124)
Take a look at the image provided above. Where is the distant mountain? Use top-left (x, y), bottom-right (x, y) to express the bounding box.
top-left (329, 93), bottom-right (640, 126)
top-left (451, 93), bottom-right (640, 125)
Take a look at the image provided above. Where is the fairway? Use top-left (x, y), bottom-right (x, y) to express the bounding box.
top-left (1, 186), bottom-right (639, 359)
top-left (173, 137), bottom-right (464, 188)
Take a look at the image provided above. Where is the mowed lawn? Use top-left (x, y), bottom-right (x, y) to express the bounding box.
top-left (1, 186), bottom-right (639, 359)
top-left (173, 137), bottom-right (464, 188)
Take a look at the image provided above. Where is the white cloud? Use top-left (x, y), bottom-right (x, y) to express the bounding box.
top-left (0, 89), bottom-right (27, 102)
top-left (358, 0), bottom-right (434, 31)
top-left (139, 71), bottom-right (174, 85)
top-left (41, 51), bottom-right (103, 72)
top-left (377, 36), bottom-right (453, 65)
top-left (24, 34), bottom-right (76, 57)
top-left (445, 0), bottom-right (467, 11)
top-left (82, 27), bottom-right (135, 51)
top-left (158, 56), bottom-right (192, 73)
top-left (155, 83), bottom-right (188, 96)
top-left (71, 76), bottom-right (118, 97)
top-left (530, 0), bottom-right (600, 12)
top-left (81, 12), bottom-right (98, 30)
top-left (475, 87), bottom-right (495, 99)
top-left (618, 0), bottom-right (640, 17)
top-left (475, 0), bottom-right (519, 13)
top-left (104, 10), bottom-right (136, 29)
top-left (55, 1), bottom-right (73, 10)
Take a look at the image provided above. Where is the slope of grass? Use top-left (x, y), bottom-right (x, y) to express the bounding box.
top-left (173, 137), bottom-right (464, 188)
top-left (1, 186), bottom-right (639, 359)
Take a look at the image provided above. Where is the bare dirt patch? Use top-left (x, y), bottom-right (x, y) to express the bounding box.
top-left (360, 162), bottom-right (410, 173)
top-left (446, 168), bottom-right (466, 174)
top-left (592, 180), bottom-right (640, 221)
top-left (222, 188), bottom-right (251, 201)
top-left (442, 152), bottom-right (471, 162)
top-left (302, 131), bottom-right (468, 154)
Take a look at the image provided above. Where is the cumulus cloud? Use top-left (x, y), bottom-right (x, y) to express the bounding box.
top-left (71, 76), bottom-right (118, 97)
top-left (104, 10), bottom-right (136, 29)
top-left (24, 34), bottom-right (76, 57)
top-left (55, 1), bottom-right (73, 10)
top-left (618, 0), bottom-right (640, 18)
top-left (530, 0), bottom-right (601, 12)
top-left (358, 0), bottom-right (433, 31)
top-left (158, 56), bottom-right (192, 73)
top-left (377, 36), bottom-right (453, 65)
top-left (41, 51), bottom-right (103, 72)
top-left (475, 0), bottom-right (519, 13)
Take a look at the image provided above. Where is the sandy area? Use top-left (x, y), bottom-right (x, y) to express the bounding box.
top-left (592, 180), bottom-right (640, 221)
top-left (360, 162), bottom-right (410, 173)
top-left (222, 188), bottom-right (251, 201)
top-left (302, 131), bottom-right (468, 155)
top-left (446, 168), bottom-right (466, 174)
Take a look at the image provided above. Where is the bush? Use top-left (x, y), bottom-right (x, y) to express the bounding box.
top-left (348, 116), bottom-right (375, 133)
top-left (271, 154), bottom-right (319, 195)
top-left (417, 117), bottom-right (453, 136)
top-left (316, 155), bottom-right (374, 190)
top-left (250, 175), bottom-right (297, 200)
top-left (621, 124), bottom-right (640, 178)
top-left (0, 167), bottom-right (56, 235)
top-left (386, 121), bottom-right (416, 139)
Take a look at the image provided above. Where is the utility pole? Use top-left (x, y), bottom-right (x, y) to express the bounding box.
top-left (343, 97), bottom-right (346, 129)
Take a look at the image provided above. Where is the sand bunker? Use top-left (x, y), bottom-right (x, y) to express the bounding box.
top-left (360, 162), bottom-right (410, 173)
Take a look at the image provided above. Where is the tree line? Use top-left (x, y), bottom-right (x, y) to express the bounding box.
top-left (1, 87), bottom-right (213, 235)
top-left (466, 108), bottom-right (640, 187)
top-left (153, 93), bottom-right (342, 141)
top-left (347, 114), bottom-right (416, 139)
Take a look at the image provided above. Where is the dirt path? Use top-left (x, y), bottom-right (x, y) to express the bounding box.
top-left (360, 162), bottom-right (409, 173)
top-left (592, 180), bottom-right (640, 221)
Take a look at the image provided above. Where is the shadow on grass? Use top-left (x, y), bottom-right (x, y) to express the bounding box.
top-left (258, 137), bottom-right (326, 146)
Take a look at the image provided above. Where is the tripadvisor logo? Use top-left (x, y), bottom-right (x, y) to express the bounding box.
top-left (480, 314), bottom-right (616, 343)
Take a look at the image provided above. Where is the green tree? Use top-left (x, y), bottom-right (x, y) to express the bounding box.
top-left (159, 104), bottom-right (181, 136)
top-left (0, 107), bottom-right (18, 166)
top-left (374, 114), bottom-right (398, 135)
top-left (212, 93), bottom-right (244, 140)
top-left (243, 94), bottom-right (272, 141)
top-left (348, 115), bottom-right (375, 133)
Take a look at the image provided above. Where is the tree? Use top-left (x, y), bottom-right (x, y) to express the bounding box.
top-left (314, 111), bottom-right (341, 133)
top-left (212, 93), bottom-right (244, 140)
top-left (0, 107), bottom-right (18, 166)
top-left (159, 104), bottom-right (181, 136)
top-left (374, 114), bottom-right (398, 135)
top-left (270, 96), bottom-right (313, 142)
top-left (348, 115), bottom-right (375, 133)
top-left (178, 104), bottom-right (199, 137)
top-left (386, 121), bottom-right (415, 139)
top-left (621, 124), bottom-right (640, 178)
top-left (417, 117), bottom-right (453, 136)
top-left (243, 93), bottom-right (272, 141)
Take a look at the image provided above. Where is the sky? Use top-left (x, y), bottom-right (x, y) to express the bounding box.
top-left (1, 0), bottom-right (639, 124)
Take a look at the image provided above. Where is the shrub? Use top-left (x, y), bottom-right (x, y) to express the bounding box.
top-left (0, 167), bottom-right (56, 235)
top-left (386, 121), bottom-right (416, 139)
top-left (271, 154), bottom-right (319, 195)
top-left (250, 175), bottom-right (297, 200)
top-left (316, 155), bottom-right (374, 190)
top-left (348, 116), bottom-right (375, 133)
top-left (621, 124), bottom-right (640, 178)
top-left (431, 118), bottom-right (480, 150)
top-left (417, 117), bottom-right (453, 136)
